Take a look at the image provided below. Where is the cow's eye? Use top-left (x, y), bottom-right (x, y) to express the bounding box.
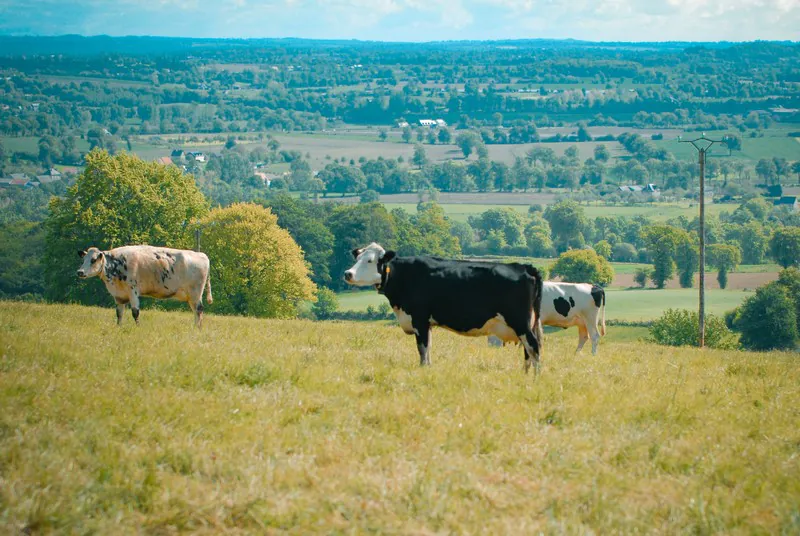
top-left (367, 259), bottom-right (373, 263)
top-left (92, 255), bottom-right (101, 263)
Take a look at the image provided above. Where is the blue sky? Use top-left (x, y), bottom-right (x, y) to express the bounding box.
top-left (1, 0), bottom-right (798, 42)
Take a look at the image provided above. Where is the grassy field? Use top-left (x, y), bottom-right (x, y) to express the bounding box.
top-left (1, 301), bottom-right (799, 533)
top-left (337, 288), bottom-right (753, 322)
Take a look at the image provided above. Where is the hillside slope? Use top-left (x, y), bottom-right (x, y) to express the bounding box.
top-left (1, 301), bottom-right (799, 533)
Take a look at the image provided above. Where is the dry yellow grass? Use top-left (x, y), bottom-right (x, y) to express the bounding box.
top-left (1, 301), bottom-right (799, 534)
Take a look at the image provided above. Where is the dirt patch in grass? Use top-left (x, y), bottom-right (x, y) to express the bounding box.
top-left (615, 271), bottom-right (778, 290)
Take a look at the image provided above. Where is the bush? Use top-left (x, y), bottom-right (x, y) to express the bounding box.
top-left (633, 267), bottom-right (651, 288)
top-left (593, 240), bottom-right (612, 260)
top-left (550, 248), bottom-right (614, 287)
top-left (312, 287), bottom-right (339, 320)
top-left (731, 281), bottom-right (798, 351)
top-left (649, 309), bottom-right (738, 350)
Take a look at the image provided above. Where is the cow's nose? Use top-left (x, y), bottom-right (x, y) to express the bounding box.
top-left (344, 271), bottom-right (353, 282)
top-left (77, 270), bottom-right (85, 277)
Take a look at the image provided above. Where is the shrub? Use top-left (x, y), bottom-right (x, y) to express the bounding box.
top-left (612, 242), bottom-right (638, 263)
top-left (550, 248), bottom-right (614, 287)
top-left (649, 309), bottom-right (738, 350)
top-left (312, 287), bottom-right (339, 320)
top-left (633, 267), bottom-right (651, 288)
top-left (593, 240), bottom-right (612, 260)
top-left (731, 281), bottom-right (798, 351)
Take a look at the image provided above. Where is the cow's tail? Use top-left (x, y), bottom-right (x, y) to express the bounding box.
top-left (205, 272), bottom-right (213, 305)
top-left (599, 288), bottom-right (606, 336)
top-left (525, 265), bottom-right (545, 345)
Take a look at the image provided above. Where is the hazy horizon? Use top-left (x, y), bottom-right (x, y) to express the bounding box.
top-left (1, 0), bottom-right (798, 43)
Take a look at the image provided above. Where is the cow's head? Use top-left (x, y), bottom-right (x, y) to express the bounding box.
top-left (76, 247), bottom-right (105, 279)
top-left (344, 242), bottom-right (396, 287)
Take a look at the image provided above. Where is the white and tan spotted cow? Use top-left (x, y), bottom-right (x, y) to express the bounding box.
top-left (77, 245), bottom-right (212, 327)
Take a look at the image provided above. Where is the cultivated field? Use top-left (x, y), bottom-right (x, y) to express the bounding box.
top-left (1, 301), bottom-right (799, 533)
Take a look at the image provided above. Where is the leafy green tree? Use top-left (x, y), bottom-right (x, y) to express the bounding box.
top-left (641, 224), bottom-right (682, 288)
top-left (198, 203), bottom-right (316, 318)
top-left (262, 194), bottom-right (334, 286)
top-left (550, 249), bottom-right (614, 287)
top-left (526, 146), bottom-right (556, 167)
top-left (392, 203), bottom-right (460, 257)
top-left (724, 134), bottom-right (742, 155)
top-left (593, 240), bottom-right (612, 260)
top-left (593, 144), bottom-right (610, 163)
top-left (776, 268), bottom-right (800, 336)
top-left (312, 287), bottom-right (339, 320)
top-left (674, 231), bottom-right (698, 288)
top-left (770, 227), bottom-right (800, 268)
top-left (707, 243), bottom-right (741, 289)
top-left (0, 221), bottom-right (45, 298)
top-left (289, 158), bottom-right (313, 190)
top-left (469, 208), bottom-right (526, 247)
top-left (634, 267), bottom-right (651, 288)
top-left (378, 128), bottom-right (388, 142)
top-left (402, 127), bottom-right (412, 143)
top-left (737, 221), bottom-right (768, 264)
top-left (524, 216), bottom-right (553, 257)
top-left (412, 144), bottom-right (428, 169)
top-left (455, 131), bottom-right (479, 158)
top-left (543, 200), bottom-right (591, 253)
top-left (44, 150), bottom-right (208, 304)
top-left (318, 163), bottom-right (366, 195)
top-left (732, 282), bottom-right (798, 350)
top-left (612, 242), bottom-right (638, 263)
top-left (437, 128), bottom-right (452, 144)
top-left (755, 158), bottom-right (778, 184)
top-left (450, 221), bottom-right (475, 251)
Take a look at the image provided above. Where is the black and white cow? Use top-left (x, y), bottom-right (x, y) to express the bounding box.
top-left (541, 282), bottom-right (606, 354)
top-left (76, 245), bottom-right (213, 327)
top-left (344, 243), bottom-right (544, 372)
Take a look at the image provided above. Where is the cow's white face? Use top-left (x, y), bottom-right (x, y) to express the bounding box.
top-left (344, 242), bottom-right (392, 287)
top-left (77, 247), bottom-right (105, 279)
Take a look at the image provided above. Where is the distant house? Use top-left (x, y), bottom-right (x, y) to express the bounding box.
top-left (619, 183), bottom-right (661, 198)
top-left (157, 156), bottom-right (174, 166)
top-left (170, 149), bottom-right (185, 160)
top-left (10, 178), bottom-right (32, 187)
top-left (397, 121), bottom-right (409, 128)
top-left (419, 119), bottom-right (436, 127)
top-left (185, 151), bottom-right (207, 163)
top-left (775, 196), bottom-right (799, 211)
top-left (0, 178), bottom-right (12, 188)
top-left (435, 119), bottom-right (447, 127)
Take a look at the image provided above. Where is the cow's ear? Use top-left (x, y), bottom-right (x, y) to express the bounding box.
top-left (351, 247), bottom-right (363, 259)
top-left (78, 250), bottom-right (87, 258)
top-left (382, 250), bottom-right (396, 263)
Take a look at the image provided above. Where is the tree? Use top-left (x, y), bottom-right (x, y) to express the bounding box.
top-left (469, 208), bottom-right (526, 248)
top-left (707, 243), bottom-right (741, 289)
top-left (289, 158), bottom-right (312, 190)
top-left (770, 227), bottom-right (800, 268)
top-left (318, 163), bottom-right (366, 195)
top-left (674, 231), bottom-right (698, 289)
top-left (634, 267), bottom-right (651, 288)
top-left (550, 249), bottom-right (614, 287)
top-left (437, 128), bottom-right (452, 144)
top-left (543, 200), bottom-right (590, 252)
top-left (378, 128), bottom-right (388, 142)
top-left (0, 221), bottom-right (46, 298)
top-left (262, 194), bottom-right (334, 287)
top-left (312, 287), bottom-right (339, 320)
top-left (455, 131), bottom-right (479, 158)
top-left (755, 158), bottom-right (778, 184)
top-left (641, 225), bottom-right (682, 288)
top-left (402, 127), bottom-right (412, 143)
top-left (612, 242), bottom-right (638, 263)
top-left (732, 282), bottom-right (798, 350)
top-left (524, 216), bottom-right (553, 257)
top-left (593, 240), bottom-right (612, 260)
top-left (360, 189), bottom-right (380, 203)
top-left (737, 221), bottom-right (768, 264)
top-left (577, 123), bottom-right (592, 142)
top-left (44, 149), bottom-right (208, 304)
top-left (526, 146), bottom-right (556, 167)
top-left (593, 144), bottom-right (610, 163)
top-left (724, 134), bottom-right (742, 155)
top-left (412, 144), bottom-right (428, 169)
top-left (197, 203), bottom-right (316, 318)
top-left (776, 268), bottom-right (800, 336)
top-left (224, 136), bottom-right (237, 150)
top-left (392, 202), bottom-right (460, 257)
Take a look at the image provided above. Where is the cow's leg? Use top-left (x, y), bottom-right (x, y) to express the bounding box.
top-left (587, 322), bottom-right (601, 356)
top-left (576, 322), bottom-right (589, 353)
top-left (114, 298), bottom-right (127, 325)
top-left (130, 291), bottom-right (141, 325)
top-left (194, 300), bottom-right (204, 328)
top-left (413, 319), bottom-right (432, 366)
top-left (517, 328), bottom-right (541, 375)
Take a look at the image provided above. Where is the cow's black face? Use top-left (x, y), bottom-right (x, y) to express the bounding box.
top-left (77, 247), bottom-right (105, 279)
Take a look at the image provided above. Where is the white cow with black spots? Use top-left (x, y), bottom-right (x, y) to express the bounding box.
top-left (489, 281), bottom-right (606, 354)
top-left (76, 245), bottom-right (212, 327)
